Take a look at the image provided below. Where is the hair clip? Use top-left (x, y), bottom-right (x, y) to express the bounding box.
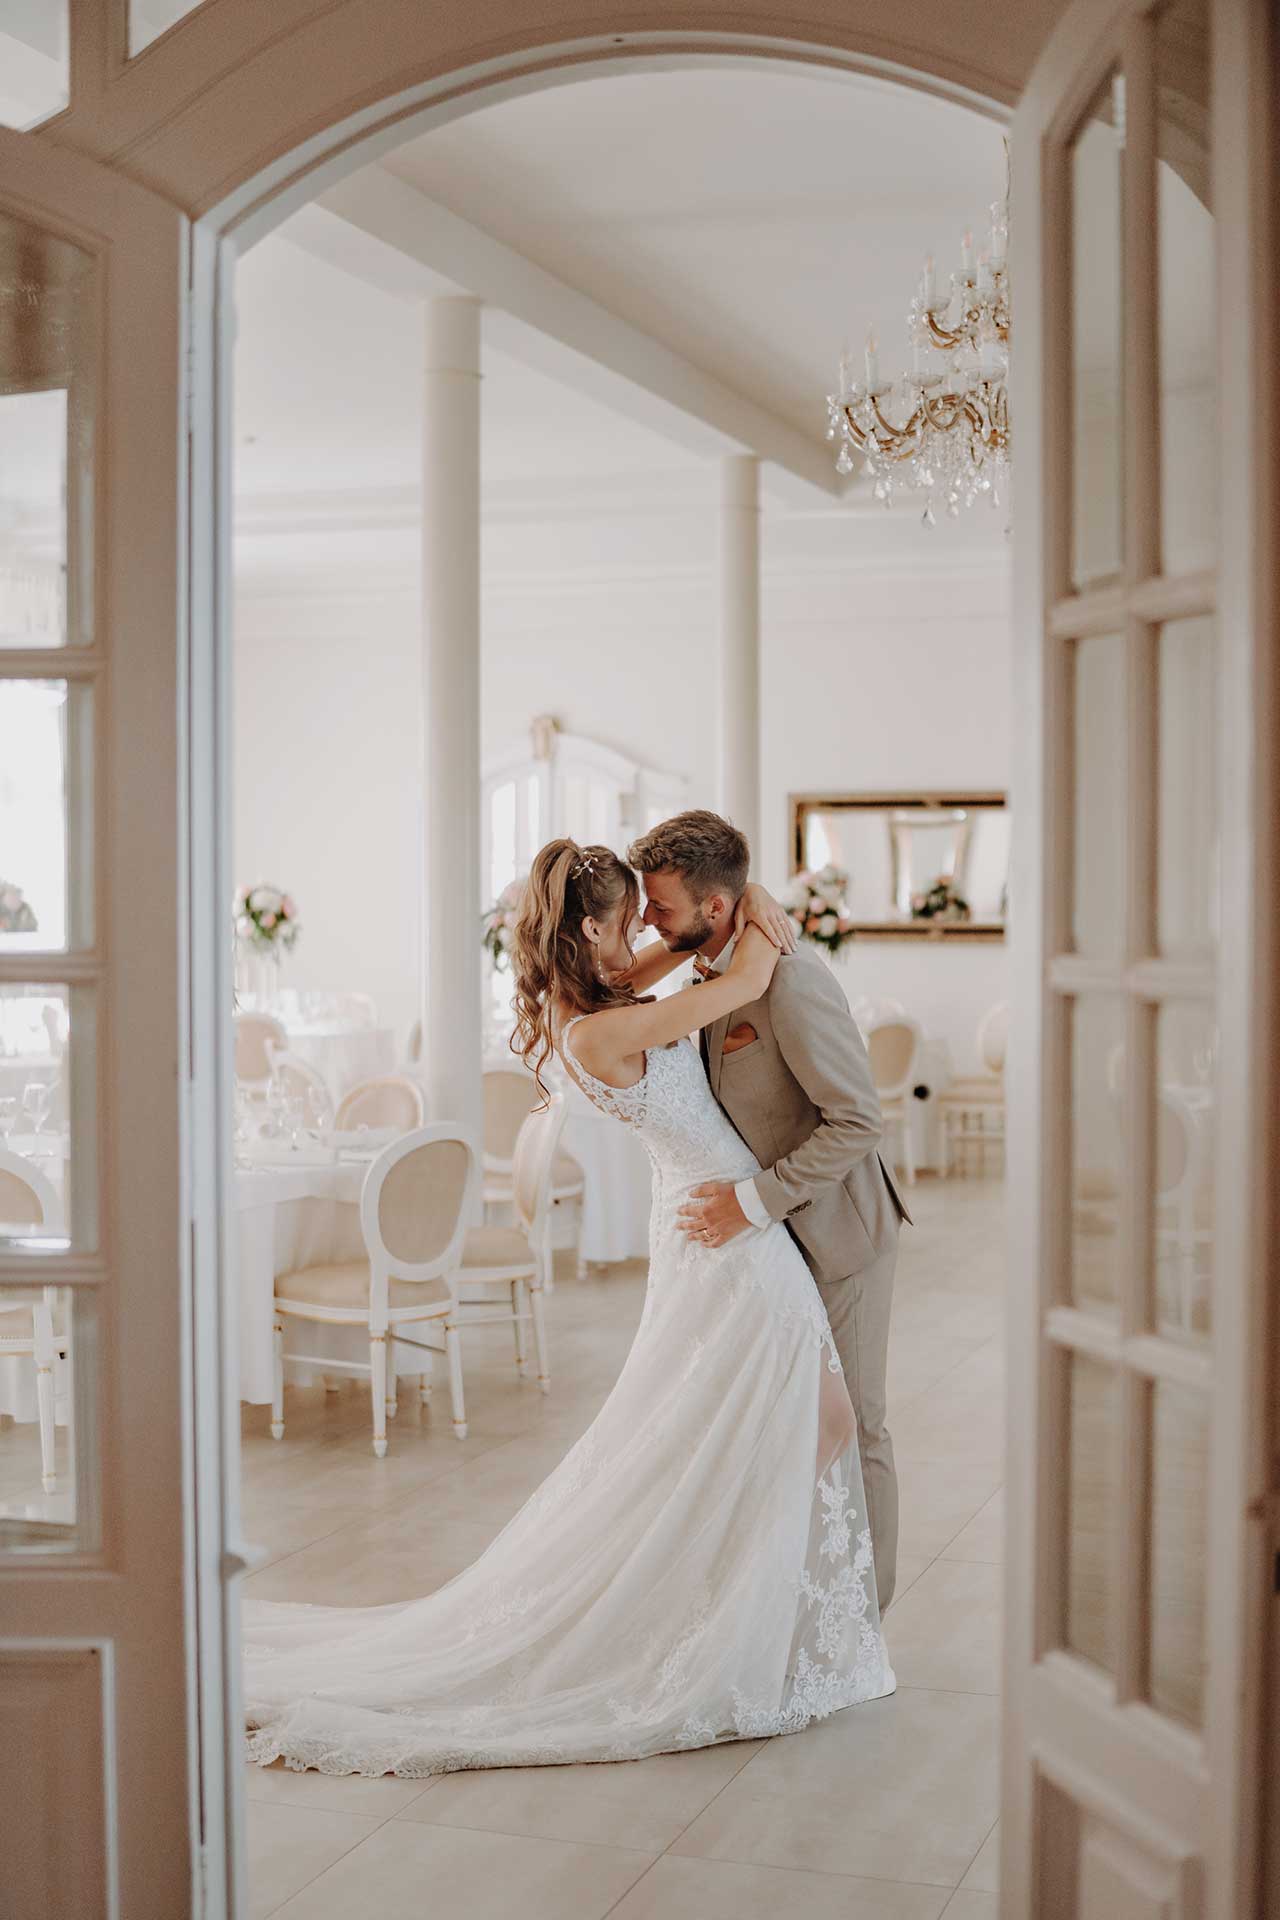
top-left (571, 854), bottom-right (598, 880)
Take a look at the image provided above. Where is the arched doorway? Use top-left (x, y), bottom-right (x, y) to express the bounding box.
top-left (1, 3), bottom-right (1274, 1915)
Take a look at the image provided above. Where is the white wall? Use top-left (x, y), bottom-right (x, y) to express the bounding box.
top-left (234, 490), bottom-right (1013, 1076)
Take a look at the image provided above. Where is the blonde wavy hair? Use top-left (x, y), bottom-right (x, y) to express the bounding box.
top-left (512, 839), bottom-right (644, 1098)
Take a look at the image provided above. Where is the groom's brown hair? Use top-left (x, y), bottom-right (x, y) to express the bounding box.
top-left (627, 810), bottom-right (750, 901)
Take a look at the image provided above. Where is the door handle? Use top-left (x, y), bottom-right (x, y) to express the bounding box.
top-left (220, 1540), bottom-right (269, 1579)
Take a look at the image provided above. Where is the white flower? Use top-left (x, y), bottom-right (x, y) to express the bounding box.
top-left (784, 877), bottom-right (811, 910)
top-left (235, 915), bottom-right (252, 938)
top-left (818, 913), bottom-right (838, 936)
top-left (809, 895), bottom-right (828, 915)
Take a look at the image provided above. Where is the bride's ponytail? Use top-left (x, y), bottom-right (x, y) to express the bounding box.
top-left (512, 838), bottom-right (641, 1099)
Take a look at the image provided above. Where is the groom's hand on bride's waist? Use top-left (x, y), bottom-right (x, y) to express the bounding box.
top-left (677, 1181), bottom-right (750, 1250)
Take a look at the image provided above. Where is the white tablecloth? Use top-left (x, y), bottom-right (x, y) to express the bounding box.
top-left (235, 1155), bottom-right (371, 1404)
top-left (283, 1024), bottom-right (397, 1101)
top-left (559, 1084), bottom-right (652, 1265)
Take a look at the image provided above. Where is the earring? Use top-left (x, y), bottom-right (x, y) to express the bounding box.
top-left (595, 947), bottom-right (607, 982)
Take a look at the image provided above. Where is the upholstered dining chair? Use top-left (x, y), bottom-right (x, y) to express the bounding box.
top-left (334, 1074), bottom-right (424, 1133)
top-left (271, 1125), bottom-right (479, 1456)
top-left (456, 1094), bottom-right (566, 1394)
top-left (937, 1001), bottom-right (1009, 1177)
top-left (0, 1148), bottom-right (68, 1494)
top-left (481, 1068), bottom-right (585, 1283)
top-left (866, 1016), bottom-right (923, 1187)
top-left (264, 1048), bottom-right (335, 1130)
top-left (234, 1012), bottom-right (288, 1094)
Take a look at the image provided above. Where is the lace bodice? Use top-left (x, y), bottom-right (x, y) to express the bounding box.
top-left (560, 1016), bottom-right (758, 1194)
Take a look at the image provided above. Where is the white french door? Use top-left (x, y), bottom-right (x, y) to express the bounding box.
top-left (1005, 0), bottom-right (1275, 1915)
top-left (0, 130), bottom-right (203, 1915)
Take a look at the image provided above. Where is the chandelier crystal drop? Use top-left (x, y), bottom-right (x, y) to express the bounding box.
top-left (826, 187), bottom-right (1011, 525)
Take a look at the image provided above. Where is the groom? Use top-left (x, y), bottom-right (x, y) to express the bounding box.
top-left (627, 809), bottom-right (910, 1610)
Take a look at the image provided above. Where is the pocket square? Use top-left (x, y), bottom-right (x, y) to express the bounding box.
top-left (722, 1023), bottom-right (757, 1055)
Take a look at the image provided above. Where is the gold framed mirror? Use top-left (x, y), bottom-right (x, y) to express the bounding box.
top-left (789, 791), bottom-right (1009, 940)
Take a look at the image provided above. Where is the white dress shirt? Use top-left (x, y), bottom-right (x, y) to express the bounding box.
top-left (694, 938), bottom-right (771, 1231)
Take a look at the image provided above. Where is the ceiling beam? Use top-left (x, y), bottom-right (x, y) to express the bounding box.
top-left (301, 165), bottom-right (842, 505)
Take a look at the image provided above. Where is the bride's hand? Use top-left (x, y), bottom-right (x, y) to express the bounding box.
top-left (734, 881), bottom-right (798, 955)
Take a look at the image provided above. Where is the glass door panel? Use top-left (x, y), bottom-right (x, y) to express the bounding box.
top-left (1147, 1376), bottom-right (1209, 1725)
top-left (0, 4), bottom-right (69, 129)
top-left (0, 206), bottom-right (95, 649)
top-left (1071, 635), bottom-right (1126, 961)
top-left (1153, 999), bottom-right (1214, 1343)
top-left (0, 1281), bottom-right (101, 1553)
top-left (1065, 1348), bottom-right (1119, 1673)
top-left (1156, 0), bottom-right (1215, 574)
top-left (1156, 616), bottom-right (1217, 959)
top-left (1070, 71), bottom-right (1126, 591)
top-left (1069, 996), bottom-right (1125, 1315)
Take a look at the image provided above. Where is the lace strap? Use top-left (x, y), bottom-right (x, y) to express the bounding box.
top-left (558, 1014), bottom-right (643, 1126)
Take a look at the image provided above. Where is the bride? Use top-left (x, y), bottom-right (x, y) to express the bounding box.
top-left (243, 839), bottom-right (895, 1778)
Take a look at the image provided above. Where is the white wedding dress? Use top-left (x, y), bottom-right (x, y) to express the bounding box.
top-left (243, 1020), bottom-right (895, 1777)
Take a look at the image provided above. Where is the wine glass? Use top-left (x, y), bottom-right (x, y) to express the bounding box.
top-left (22, 1081), bottom-right (52, 1136)
top-left (0, 1096), bottom-right (16, 1140)
top-left (263, 1077), bottom-right (288, 1141)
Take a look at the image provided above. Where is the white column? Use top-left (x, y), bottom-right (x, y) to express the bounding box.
top-left (717, 454), bottom-right (761, 855)
top-left (421, 296), bottom-right (483, 1143)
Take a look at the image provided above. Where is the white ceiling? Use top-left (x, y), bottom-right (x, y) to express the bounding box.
top-left (381, 67), bottom-right (1006, 433)
top-left (235, 65), bottom-right (1008, 519)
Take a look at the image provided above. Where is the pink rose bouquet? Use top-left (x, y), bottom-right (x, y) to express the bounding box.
top-left (784, 865), bottom-right (856, 957)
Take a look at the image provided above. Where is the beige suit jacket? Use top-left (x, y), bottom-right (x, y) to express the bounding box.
top-left (705, 943), bottom-right (911, 1281)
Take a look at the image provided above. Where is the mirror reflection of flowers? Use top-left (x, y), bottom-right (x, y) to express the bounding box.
top-left (235, 884), bottom-right (301, 956)
top-left (483, 877), bottom-right (527, 971)
top-left (911, 874), bottom-right (971, 922)
top-left (0, 880), bottom-right (37, 934)
top-left (785, 866), bottom-right (856, 956)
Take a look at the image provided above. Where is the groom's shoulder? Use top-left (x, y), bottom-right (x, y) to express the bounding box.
top-left (767, 942), bottom-right (851, 1012)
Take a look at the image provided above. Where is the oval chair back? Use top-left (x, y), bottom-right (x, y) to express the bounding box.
top-left (359, 1125), bottom-right (479, 1314)
top-left (335, 1074), bottom-right (424, 1134)
top-left (977, 1002), bottom-right (1010, 1076)
top-left (0, 1147), bottom-right (63, 1237)
top-left (235, 1012), bottom-right (287, 1086)
top-left (866, 1017), bottom-right (922, 1104)
top-left (483, 1067), bottom-right (540, 1173)
top-left (265, 1048), bottom-right (335, 1129)
top-left (510, 1095), bottom-right (569, 1250)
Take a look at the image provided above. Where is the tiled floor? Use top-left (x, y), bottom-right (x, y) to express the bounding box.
top-left (242, 1173), bottom-right (1006, 1920)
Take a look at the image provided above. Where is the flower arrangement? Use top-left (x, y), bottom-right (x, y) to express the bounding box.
top-left (911, 874), bottom-right (971, 923)
top-left (235, 883), bottom-right (301, 957)
top-left (482, 877), bottom-right (526, 971)
top-left (784, 866), bottom-right (856, 957)
top-left (0, 880), bottom-right (37, 934)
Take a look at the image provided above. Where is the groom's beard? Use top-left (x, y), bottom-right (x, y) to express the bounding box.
top-left (663, 911), bottom-right (716, 955)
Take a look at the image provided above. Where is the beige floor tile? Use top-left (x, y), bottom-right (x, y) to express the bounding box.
top-left (942, 1891), bottom-right (999, 1919)
top-left (246, 1800), bottom-right (382, 1920)
top-left (886, 1559), bottom-right (1002, 1695)
top-left (890, 1554), bottom-right (933, 1606)
top-left (673, 1689), bottom-right (999, 1886)
top-left (608, 1854), bottom-right (953, 1919)
top-left (267, 1819), bottom-right (655, 1920)
top-left (942, 1491), bottom-right (1004, 1565)
top-left (398, 1741), bottom-right (762, 1853)
top-left (243, 1515), bottom-right (501, 1605)
top-left (892, 1384), bottom-right (1005, 1472)
top-left (959, 1820), bottom-right (1000, 1891)
top-left (895, 1457), bottom-right (1004, 1562)
top-left (244, 1759), bottom-right (437, 1818)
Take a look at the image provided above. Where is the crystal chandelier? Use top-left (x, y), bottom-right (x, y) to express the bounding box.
top-left (826, 186), bottom-right (1010, 525)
